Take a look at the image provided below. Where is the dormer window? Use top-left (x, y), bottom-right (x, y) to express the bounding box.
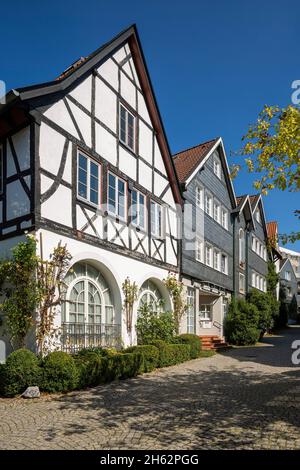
top-left (119, 103), bottom-right (135, 151)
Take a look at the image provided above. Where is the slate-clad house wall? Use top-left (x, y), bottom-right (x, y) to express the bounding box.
top-left (279, 258), bottom-right (298, 307)
top-left (174, 138), bottom-right (236, 338)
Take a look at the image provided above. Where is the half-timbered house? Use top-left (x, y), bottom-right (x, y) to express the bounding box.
top-left (0, 25), bottom-right (182, 358)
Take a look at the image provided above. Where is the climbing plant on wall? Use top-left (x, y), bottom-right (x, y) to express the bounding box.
top-left (164, 273), bottom-right (187, 334)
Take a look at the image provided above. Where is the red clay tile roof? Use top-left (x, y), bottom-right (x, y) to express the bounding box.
top-left (173, 138), bottom-right (218, 183)
top-left (267, 221), bottom-right (278, 240)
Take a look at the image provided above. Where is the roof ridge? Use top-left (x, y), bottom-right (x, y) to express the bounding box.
top-left (173, 137), bottom-right (219, 158)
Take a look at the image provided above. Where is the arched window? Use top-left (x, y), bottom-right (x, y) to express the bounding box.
top-left (63, 262), bottom-right (115, 325)
top-left (138, 280), bottom-right (164, 314)
top-left (239, 228), bottom-right (245, 266)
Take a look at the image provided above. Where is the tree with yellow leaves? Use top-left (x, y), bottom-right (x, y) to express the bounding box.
top-left (232, 105), bottom-right (300, 243)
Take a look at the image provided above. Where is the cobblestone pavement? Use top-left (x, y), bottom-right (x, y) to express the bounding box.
top-left (1, 327), bottom-right (300, 450)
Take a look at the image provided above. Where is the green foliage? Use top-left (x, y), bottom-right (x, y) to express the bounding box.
top-left (149, 340), bottom-right (191, 367)
top-left (275, 287), bottom-right (289, 328)
top-left (125, 345), bottom-right (159, 372)
top-left (102, 352), bottom-right (143, 381)
top-left (236, 104), bottom-right (300, 243)
top-left (73, 351), bottom-right (103, 389)
top-left (198, 350), bottom-right (216, 357)
top-left (289, 295), bottom-right (298, 321)
top-left (0, 349), bottom-right (41, 397)
top-left (0, 236), bottom-right (40, 349)
top-left (267, 259), bottom-right (279, 294)
top-left (246, 289), bottom-right (274, 333)
top-left (224, 298), bottom-right (260, 345)
top-left (41, 351), bottom-right (78, 393)
top-left (136, 306), bottom-right (176, 344)
top-left (173, 334), bottom-right (202, 359)
top-left (122, 277), bottom-right (138, 333)
top-left (163, 273), bottom-right (188, 334)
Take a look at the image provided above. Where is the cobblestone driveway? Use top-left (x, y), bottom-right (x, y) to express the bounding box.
top-left (1, 327), bottom-right (300, 450)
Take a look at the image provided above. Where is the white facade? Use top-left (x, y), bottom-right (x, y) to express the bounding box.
top-left (0, 30), bottom-right (181, 356)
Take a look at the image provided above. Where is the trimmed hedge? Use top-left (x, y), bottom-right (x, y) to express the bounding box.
top-left (125, 345), bottom-right (159, 372)
top-left (102, 352), bottom-right (143, 381)
top-left (41, 351), bottom-right (78, 393)
top-left (74, 351), bottom-right (103, 389)
top-left (150, 340), bottom-right (191, 367)
top-left (0, 349), bottom-right (41, 397)
top-left (173, 334), bottom-right (202, 359)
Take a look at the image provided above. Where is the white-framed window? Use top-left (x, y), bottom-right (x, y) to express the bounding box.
top-left (77, 151), bottom-right (100, 206)
top-left (213, 155), bottom-right (221, 179)
top-left (131, 189), bottom-right (146, 229)
top-left (252, 235), bottom-right (256, 251)
top-left (252, 271), bottom-right (256, 287)
top-left (205, 191), bottom-right (213, 217)
top-left (213, 249), bottom-right (220, 271)
top-left (221, 253), bottom-right (228, 274)
top-left (221, 208), bottom-right (228, 230)
top-left (119, 103), bottom-right (135, 151)
top-left (239, 228), bottom-right (245, 266)
top-left (195, 238), bottom-right (204, 263)
top-left (285, 271), bottom-right (292, 281)
top-left (108, 172), bottom-right (127, 220)
top-left (260, 277), bottom-right (264, 291)
top-left (138, 280), bottom-right (164, 314)
top-left (255, 208), bottom-right (261, 224)
top-left (151, 201), bottom-right (164, 238)
top-left (239, 273), bottom-right (245, 294)
top-left (187, 287), bottom-right (195, 334)
top-left (213, 199), bottom-right (221, 224)
top-left (195, 185), bottom-right (204, 210)
top-left (256, 274), bottom-right (260, 289)
top-left (263, 279), bottom-right (267, 292)
top-left (199, 304), bottom-right (212, 320)
top-left (0, 144), bottom-right (3, 194)
top-left (205, 243), bottom-right (212, 267)
top-left (63, 262), bottom-right (115, 329)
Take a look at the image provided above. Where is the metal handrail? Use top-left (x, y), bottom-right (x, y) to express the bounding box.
top-left (61, 322), bottom-right (122, 353)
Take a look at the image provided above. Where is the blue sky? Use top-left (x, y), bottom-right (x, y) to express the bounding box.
top-left (1, 0), bottom-right (299, 249)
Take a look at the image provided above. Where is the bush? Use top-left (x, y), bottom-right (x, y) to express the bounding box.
top-left (289, 295), bottom-right (298, 321)
top-left (150, 340), bottom-right (191, 367)
top-left (125, 345), bottom-right (159, 372)
top-left (0, 349), bottom-right (41, 397)
top-left (76, 346), bottom-right (113, 358)
top-left (275, 287), bottom-right (289, 328)
top-left (41, 351), bottom-right (78, 393)
top-left (246, 289), bottom-right (274, 334)
top-left (102, 352), bottom-right (143, 381)
top-left (224, 298), bottom-right (260, 346)
top-left (136, 306), bottom-right (176, 344)
top-left (73, 351), bottom-right (103, 389)
top-left (173, 334), bottom-right (202, 359)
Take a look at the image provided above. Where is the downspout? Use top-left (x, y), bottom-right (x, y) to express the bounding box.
top-left (232, 213), bottom-right (236, 297)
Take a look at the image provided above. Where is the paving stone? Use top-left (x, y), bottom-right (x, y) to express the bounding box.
top-left (0, 327), bottom-right (300, 450)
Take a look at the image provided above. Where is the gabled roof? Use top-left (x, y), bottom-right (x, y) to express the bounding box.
top-left (0, 24), bottom-right (182, 205)
top-left (173, 138), bottom-right (218, 183)
top-left (232, 194), bottom-right (255, 229)
top-left (173, 137), bottom-right (236, 207)
top-left (249, 194), bottom-right (261, 212)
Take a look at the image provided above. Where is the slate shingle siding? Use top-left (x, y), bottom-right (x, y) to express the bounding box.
top-left (182, 151), bottom-right (234, 292)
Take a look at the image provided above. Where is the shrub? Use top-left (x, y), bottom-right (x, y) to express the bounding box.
top-left (0, 348), bottom-right (41, 397)
top-left (77, 346), bottom-right (113, 358)
top-left (150, 340), bottom-right (191, 367)
top-left (224, 298), bottom-right (260, 346)
top-left (73, 351), bottom-right (103, 389)
top-left (102, 352), bottom-right (143, 381)
top-left (173, 334), bottom-right (202, 359)
top-left (136, 306), bottom-right (176, 344)
top-left (275, 287), bottom-right (289, 328)
top-left (41, 351), bottom-right (78, 393)
top-left (289, 295), bottom-right (298, 321)
top-left (125, 345), bottom-right (159, 372)
top-left (246, 289), bottom-right (274, 334)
